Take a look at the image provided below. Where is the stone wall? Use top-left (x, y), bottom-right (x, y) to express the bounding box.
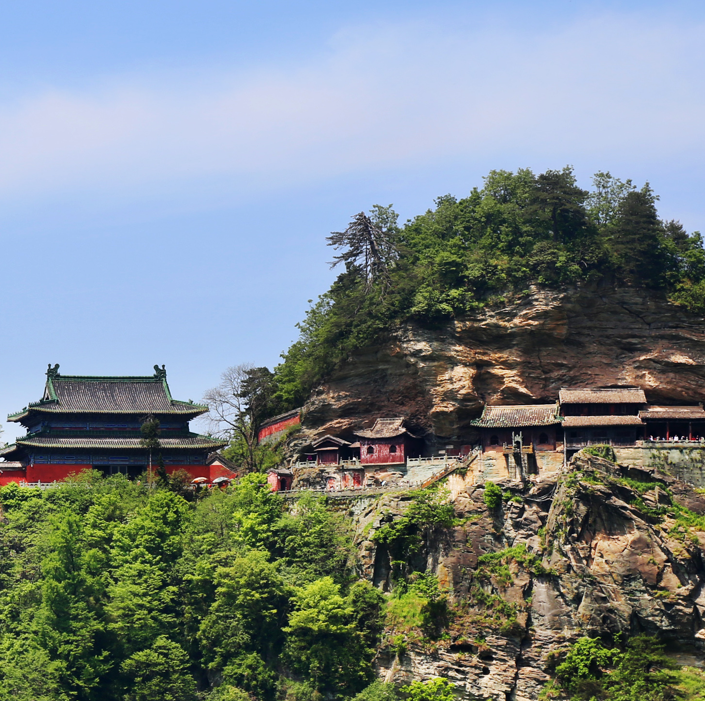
top-left (615, 443), bottom-right (705, 487)
top-left (451, 449), bottom-right (564, 485)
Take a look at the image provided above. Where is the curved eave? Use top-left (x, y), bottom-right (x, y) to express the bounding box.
top-left (14, 434), bottom-right (227, 450)
top-left (8, 405), bottom-right (207, 421)
top-left (469, 419), bottom-right (562, 428)
top-left (0, 443), bottom-right (21, 459)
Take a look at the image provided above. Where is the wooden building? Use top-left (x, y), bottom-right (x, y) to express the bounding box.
top-left (639, 405), bottom-right (705, 441)
top-left (470, 404), bottom-right (562, 476)
top-left (0, 365), bottom-right (228, 484)
top-left (355, 418), bottom-right (419, 467)
top-left (311, 435), bottom-right (355, 464)
top-left (559, 387), bottom-right (646, 453)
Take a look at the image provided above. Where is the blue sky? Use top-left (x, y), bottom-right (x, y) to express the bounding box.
top-left (1, 0), bottom-right (705, 440)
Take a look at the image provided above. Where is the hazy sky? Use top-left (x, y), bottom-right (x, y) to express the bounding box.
top-left (1, 0), bottom-right (704, 440)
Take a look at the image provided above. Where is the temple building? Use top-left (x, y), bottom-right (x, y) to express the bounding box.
top-left (470, 404), bottom-right (562, 478)
top-left (559, 387), bottom-right (646, 457)
top-left (311, 435), bottom-right (356, 464)
top-left (0, 364), bottom-right (229, 484)
top-left (355, 418), bottom-right (421, 468)
top-left (639, 404), bottom-right (705, 441)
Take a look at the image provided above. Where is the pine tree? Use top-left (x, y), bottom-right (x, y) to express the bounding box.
top-left (609, 190), bottom-right (664, 286)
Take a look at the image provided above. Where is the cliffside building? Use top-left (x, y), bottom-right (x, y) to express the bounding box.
top-left (257, 409), bottom-right (301, 444)
top-left (0, 365), bottom-right (230, 484)
top-left (355, 418), bottom-right (420, 467)
top-left (559, 387), bottom-right (646, 457)
top-left (311, 435), bottom-right (356, 464)
top-left (639, 405), bottom-right (705, 441)
top-left (470, 404), bottom-right (562, 478)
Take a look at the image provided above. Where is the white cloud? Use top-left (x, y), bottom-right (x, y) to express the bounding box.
top-left (0, 11), bottom-right (703, 200)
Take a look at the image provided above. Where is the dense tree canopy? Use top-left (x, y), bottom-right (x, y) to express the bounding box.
top-left (0, 474), bottom-right (382, 701)
top-left (271, 168), bottom-right (705, 409)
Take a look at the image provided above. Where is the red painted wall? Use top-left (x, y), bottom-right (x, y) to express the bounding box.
top-left (208, 462), bottom-right (238, 481)
top-left (340, 471), bottom-right (363, 488)
top-left (359, 437), bottom-right (406, 465)
top-left (258, 414), bottom-right (300, 442)
top-left (26, 464), bottom-right (93, 482)
top-left (0, 471), bottom-right (26, 485)
top-left (267, 472), bottom-right (292, 491)
top-left (16, 464), bottom-right (230, 485)
top-left (0, 463), bottom-right (237, 487)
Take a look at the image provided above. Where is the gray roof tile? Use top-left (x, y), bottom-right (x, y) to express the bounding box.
top-left (471, 404), bottom-right (560, 428)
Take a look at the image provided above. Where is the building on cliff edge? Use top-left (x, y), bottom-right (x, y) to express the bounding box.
top-left (0, 364), bottom-right (232, 485)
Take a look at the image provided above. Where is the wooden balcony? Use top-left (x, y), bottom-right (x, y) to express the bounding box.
top-left (502, 443), bottom-right (534, 454)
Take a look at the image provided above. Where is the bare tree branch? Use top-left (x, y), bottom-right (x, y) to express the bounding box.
top-left (202, 363), bottom-right (259, 471)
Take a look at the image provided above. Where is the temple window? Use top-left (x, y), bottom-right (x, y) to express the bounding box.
top-left (367, 446), bottom-right (374, 455)
top-left (389, 444), bottom-right (397, 453)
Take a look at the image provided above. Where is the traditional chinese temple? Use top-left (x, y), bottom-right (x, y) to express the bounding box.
top-left (0, 364), bottom-right (230, 484)
top-left (355, 418), bottom-right (420, 466)
top-left (470, 404), bottom-right (562, 477)
top-left (559, 387), bottom-right (646, 457)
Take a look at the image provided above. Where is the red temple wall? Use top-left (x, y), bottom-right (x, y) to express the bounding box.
top-left (208, 463), bottom-right (238, 481)
top-left (0, 471), bottom-right (26, 485)
top-left (26, 464), bottom-right (93, 482)
top-left (12, 464), bottom-right (236, 485)
top-left (318, 451), bottom-right (339, 464)
top-left (258, 415), bottom-right (300, 442)
top-left (267, 472), bottom-right (293, 491)
top-left (360, 437), bottom-right (406, 465)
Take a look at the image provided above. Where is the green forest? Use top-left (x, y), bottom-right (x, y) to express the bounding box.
top-left (0, 473), bottom-right (375, 701)
top-left (0, 473), bottom-right (702, 701)
top-left (269, 168), bottom-right (705, 411)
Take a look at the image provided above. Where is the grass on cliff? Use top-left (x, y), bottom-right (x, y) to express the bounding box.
top-left (673, 666), bottom-right (705, 700)
top-left (372, 487), bottom-right (456, 557)
top-left (544, 635), bottom-right (705, 701)
top-left (573, 464), bottom-right (705, 540)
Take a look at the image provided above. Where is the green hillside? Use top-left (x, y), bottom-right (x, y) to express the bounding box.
top-left (273, 168), bottom-right (705, 410)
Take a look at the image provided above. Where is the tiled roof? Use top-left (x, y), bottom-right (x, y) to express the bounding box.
top-left (13, 435), bottom-right (226, 450)
top-left (206, 452), bottom-right (238, 469)
top-left (0, 444), bottom-right (18, 458)
top-left (356, 418), bottom-right (412, 439)
top-left (559, 388), bottom-right (646, 404)
top-left (562, 415), bottom-right (643, 427)
top-left (312, 435), bottom-right (350, 449)
top-left (470, 404), bottom-right (560, 428)
top-left (9, 366), bottom-right (207, 420)
top-left (639, 405), bottom-right (705, 421)
top-left (0, 461), bottom-right (23, 470)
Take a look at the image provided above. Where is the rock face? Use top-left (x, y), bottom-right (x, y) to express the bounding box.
top-left (350, 454), bottom-right (705, 700)
top-left (302, 287), bottom-right (705, 443)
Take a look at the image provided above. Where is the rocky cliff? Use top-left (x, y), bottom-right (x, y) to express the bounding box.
top-left (347, 453), bottom-right (705, 700)
top-left (301, 287), bottom-right (705, 444)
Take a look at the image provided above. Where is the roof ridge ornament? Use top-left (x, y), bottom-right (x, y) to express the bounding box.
top-left (153, 364), bottom-right (167, 380)
top-left (46, 363), bottom-right (60, 379)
